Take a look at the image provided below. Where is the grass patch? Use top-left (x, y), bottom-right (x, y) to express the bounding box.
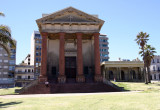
top-left (0, 92), bottom-right (160, 110)
top-left (112, 81), bottom-right (160, 93)
top-left (0, 87), bottom-right (21, 95)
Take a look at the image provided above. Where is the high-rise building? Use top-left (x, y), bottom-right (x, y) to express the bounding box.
top-left (0, 40), bottom-right (16, 88)
top-left (30, 31), bottom-right (42, 79)
top-left (99, 34), bottom-right (109, 62)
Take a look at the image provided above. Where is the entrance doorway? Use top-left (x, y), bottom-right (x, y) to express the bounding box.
top-left (121, 71), bottom-right (125, 80)
top-left (65, 57), bottom-right (76, 78)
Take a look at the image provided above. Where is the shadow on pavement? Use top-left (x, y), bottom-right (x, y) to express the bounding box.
top-left (0, 101), bottom-right (22, 108)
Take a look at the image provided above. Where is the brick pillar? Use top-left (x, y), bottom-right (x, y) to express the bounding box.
top-left (94, 33), bottom-right (103, 82)
top-left (76, 33), bottom-right (85, 83)
top-left (58, 32), bottom-right (66, 83)
top-left (39, 32), bottom-right (48, 83)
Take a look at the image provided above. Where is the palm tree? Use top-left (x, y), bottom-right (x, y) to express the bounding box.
top-left (143, 45), bottom-right (156, 83)
top-left (0, 12), bottom-right (15, 47)
top-left (135, 31), bottom-right (149, 84)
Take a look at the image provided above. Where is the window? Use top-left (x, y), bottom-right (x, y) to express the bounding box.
top-left (4, 66), bottom-right (8, 69)
top-left (158, 67), bottom-right (160, 71)
top-left (35, 34), bottom-right (41, 38)
top-left (102, 44), bottom-right (107, 47)
top-left (10, 54), bottom-right (15, 58)
top-left (153, 59), bottom-right (155, 63)
top-left (157, 59), bottom-right (159, 63)
top-left (28, 69), bottom-right (31, 72)
top-left (10, 49), bottom-right (16, 53)
top-left (4, 60), bottom-right (8, 63)
top-left (36, 40), bottom-right (39, 43)
top-left (36, 46), bottom-right (39, 50)
top-left (4, 54), bottom-right (8, 57)
top-left (3, 72), bottom-right (8, 74)
top-left (36, 57), bottom-right (39, 62)
top-left (9, 60), bottom-right (15, 65)
top-left (36, 52), bottom-right (39, 56)
top-left (39, 58), bottom-right (41, 62)
top-left (36, 63), bottom-right (39, 67)
top-left (153, 66), bottom-right (155, 71)
top-left (9, 66), bottom-right (15, 71)
top-left (17, 76), bottom-right (22, 79)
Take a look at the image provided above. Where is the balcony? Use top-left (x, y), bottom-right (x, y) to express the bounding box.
top-left (15, 72), bottom-right (34, 74)
top-left (15, 78), bottom-right (35, 81)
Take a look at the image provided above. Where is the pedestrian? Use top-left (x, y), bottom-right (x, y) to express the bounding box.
top-left (45, 81), bottom-right (49, 87)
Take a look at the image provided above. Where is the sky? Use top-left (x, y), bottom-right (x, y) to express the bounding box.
top-left (0, 0), bottom-right (160, 64)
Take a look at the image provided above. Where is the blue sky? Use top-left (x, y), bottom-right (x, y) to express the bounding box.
top-left (1, 0), bottom-right (160, 64)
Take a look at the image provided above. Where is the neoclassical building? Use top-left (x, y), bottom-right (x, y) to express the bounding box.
top-left (101, 61), bottom-right (144, 82)
top-left (36, 7), bottom-right (104, 83)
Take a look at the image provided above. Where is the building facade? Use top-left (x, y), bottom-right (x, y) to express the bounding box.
top-left (30, 31), bottom-right (42, 79)
top-left (101, 61), bottom-right (144, 82)
top-left (36, 7), bottom-right (104, 83)
top-left (30, 33), bottom-right (109, 79)
top-left (0, 41), bottom-right (16, 88)
top-left (150, 55), bottom-right (160, 80)
top-left (99, 34), bottom-right (109, 62)
top-left (15, 64), bottom-right (34, 87)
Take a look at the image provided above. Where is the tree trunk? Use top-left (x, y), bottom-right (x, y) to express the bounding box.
top-left (144, 67), bottom-right (148, 84)
top-left (147, 66), bottom-right (151, 83)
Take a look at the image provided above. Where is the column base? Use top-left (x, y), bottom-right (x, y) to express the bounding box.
top-left (94, 74), bottom-right (103, 82)
top-left (58, 75), bottom-right (66, 83)
top-left (39, 76), bottom-right (47, 83)
top-left (76, 75), bottom-right (85, 83)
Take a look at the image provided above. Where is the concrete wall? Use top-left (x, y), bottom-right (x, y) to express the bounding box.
top-left (47, 39), bottom-right (60, 77)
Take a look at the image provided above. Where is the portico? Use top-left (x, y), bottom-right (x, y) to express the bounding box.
top-left (36, 7), bottom-right (104, 83)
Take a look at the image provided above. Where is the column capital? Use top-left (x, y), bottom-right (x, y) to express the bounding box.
top-left (41, 32), bottom-right (48, 36)
top-left (59, 32), bottom-right (65, 36)
top-left (76, 32), bottom-right (83, 36)
top-left (93, 33), bottom-right (100, 37)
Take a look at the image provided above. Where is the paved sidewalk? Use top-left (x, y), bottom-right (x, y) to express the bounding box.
top-left (0, 91), bottom-right (140, 99)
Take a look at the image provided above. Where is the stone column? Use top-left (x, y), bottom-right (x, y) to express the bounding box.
top-left (76, 33), bottom-right (85, 82)
top-left (39, 32), bottom-right (48, 82)
top-left (93, 33), bottom-right (103, 82)
top-left (58, 32), bottom-right (66, 83)
top-left (128, 67), bottom-right (131, 81)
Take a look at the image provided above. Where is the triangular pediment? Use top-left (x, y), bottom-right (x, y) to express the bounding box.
top-left (36, 7), bottom-right (104, 25)
top-left (52, 14), bottom-right (95, 23)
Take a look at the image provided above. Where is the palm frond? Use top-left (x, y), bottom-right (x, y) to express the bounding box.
top-left (0, 12), bottom-right (5, 17)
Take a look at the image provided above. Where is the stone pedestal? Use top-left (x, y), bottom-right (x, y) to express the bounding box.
top-left (76, 75), bottom-right (85, 83)
top-left (94, 74), bottom-right (103, 82)
top-left (39, 76), bottom-right (47, 83)
top-left (58, 75), bottom-right (66, 83)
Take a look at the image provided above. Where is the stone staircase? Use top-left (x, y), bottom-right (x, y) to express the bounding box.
top-left (20, 81), bottom-right (119, 94)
